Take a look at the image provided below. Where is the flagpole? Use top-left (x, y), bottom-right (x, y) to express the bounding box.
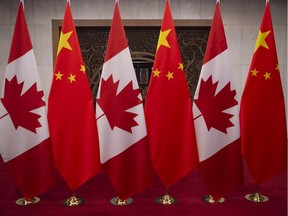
top-left (62, 191), bottom-right (84, 206)
top-left (155, 188), bottom-right (177, 205)
top-left (245, 184), bottom-right (269, 202)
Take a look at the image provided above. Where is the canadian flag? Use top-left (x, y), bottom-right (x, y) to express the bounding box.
top-left (95, 0), bottom-right (152, 200)
top-left (193, 1), bottom-right (243, 200)
top-left (0, 1), bottom-right (55, 199)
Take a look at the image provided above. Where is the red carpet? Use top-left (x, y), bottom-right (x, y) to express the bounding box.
top-left (0, 158), bottom-right (286, 216)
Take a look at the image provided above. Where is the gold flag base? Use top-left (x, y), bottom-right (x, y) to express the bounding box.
top-left (62, 195), bottom-right (84, 206)
top-left (110, 197), bottom-right (133, 206)
top-left (15, 197), bottom-right (40, 205)
top-left (203, 195), bottom-right (225, 204)
top-left (245, 192), bottom-right (269, 202)
top-left (155, 194), bottom-right (177, 205)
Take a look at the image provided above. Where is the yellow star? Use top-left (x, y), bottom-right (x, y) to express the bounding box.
top-left (68, 74), bottom-right (76, 83)
top-left (263, 72), bottom-right (271, 80)
top-left (178, 63), bottom-right (184, 71)
top-left (80, 65), bottom-right (86, 73)
top-left (254, 30), bottom-right (270, 52)
top-left (55, 71), bottom-right (64, 80)
top-left (250, 68), bottom-right (259, 77)
top-left (152, 68), bottom-right (161, 77)
top-left (275, 64), bottom-right (280, 71)
top-left (157, 29), bottom-right (171, 51)
top-left (57, 31), bottom-right (73, 55)
top-left (166, 71), bottom-right (174, 80)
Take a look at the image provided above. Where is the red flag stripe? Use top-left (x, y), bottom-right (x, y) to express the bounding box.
top-left (6, 138), bottom-right (55, 199)
top-left (8, 2), bottom-right (32, 64)
top-left (202, 2), bottom-right (227, 65)
top-left (104, 2), bottom-right (128, 63)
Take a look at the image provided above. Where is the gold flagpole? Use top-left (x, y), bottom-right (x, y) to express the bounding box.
top-left (245, 184), bottom-right (269, 202)
top-left (155, 188), bottom-right (177, 205)
top-left (15, 197), bottom-right (40, 205)
top-left (110, 197), bottom-right (133, 206)
top-left (62, 192), bottom-right (84, 206)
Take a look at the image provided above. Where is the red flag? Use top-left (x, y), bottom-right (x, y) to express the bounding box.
top-left (144, 0), bottom-right (199, 188)
top-left (240, 2), bottom-right (287, 184)
top-left (48, 2), bottom-right (101, 191)
top-left (95, 1), bottom-right (152, 200)
top-left (0, 1), bottom-right (55, 199)
top-left (193, 2), bottom-right (243, 200)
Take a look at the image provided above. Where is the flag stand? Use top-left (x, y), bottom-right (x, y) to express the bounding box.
top-left (245, 184), bottom-right (269, 202)
top-left (155, 189), bottom-right (177, 205)
top-left (15, 197), bottom-right (40, 205)
top-left (62, 193), bottom-right (84, 206)
top-left (202, 195), bottom-right (225, 204)
top-left (110, 197), bottom-right (133, 206)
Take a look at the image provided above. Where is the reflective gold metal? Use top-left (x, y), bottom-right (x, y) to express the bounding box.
top-left (245, 192), bottom-right (269, 202)
top-left (110, 197), bottom-right (133, 206)
top-left (62, 195), bottom-right (84, 206)
top-left (202, 195), bottom-right (225, 204)
top-left (15, 197), bottom-right (40, 205)
top-left (155, 194), bottom-right (177, 205)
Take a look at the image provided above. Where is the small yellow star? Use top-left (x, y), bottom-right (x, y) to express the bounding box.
top-left (166, 71), bottom-right (174, 80)
top-left (55, 71), bottom-right (64, 80)
top-left (263, 72), bottom-right (271, 80)
top-left (157, 29), bottom-right (171, 51)
top-left (57, 31), bottom-right (73, 55)
top-left (153, 68), bottom-right (161, 77)
top-left (68, 74), bottom-right (76, 83)
top-left (254, 30), bottom-right (270, 52)
top-left (275, 64), bottom-right (280, 71)
top-left (178, 63), bottom-right (184, 71)
top-left (80, 65), bottom-right (86, 73)
top-left (250, 68), bottom-right (259, 77)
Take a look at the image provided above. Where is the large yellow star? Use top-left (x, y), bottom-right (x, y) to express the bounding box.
top-left (157, 29), bottom-right (171, 51)
top-left (263, 71), bottom-right (271, 80)
top-left (166, 71), bottom-right (174, 80)
top-left (57, 31), bottom-right (73, 55)
top-left (55, 71), bottom-right (64, 80)
top-left (152, 68), bottom-right (161, 77)
top-left (254, 30), bottom-right (270, 52)
top-left (68, 74), bottom-right (76, 83)
top-left (250, 68), bottom-right (259, 77)
top-left (80, 65), bottom-right (86, 73)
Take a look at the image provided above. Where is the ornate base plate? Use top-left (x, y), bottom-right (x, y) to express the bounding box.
top-left (110, 197), bottom-right (133, 206)
top-left (155, 194), bottom-right (177, 205)
top-left (62, 195), bottom-right (84, 206)
top-left (203, 195), bottom-right (225, 204)
top-left (245, 193), bottom-right (269, 202)
top-left (15, 197), bottom-right (40, 205)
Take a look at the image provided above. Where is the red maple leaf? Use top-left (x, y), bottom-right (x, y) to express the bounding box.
top-left (0, 76), bottom-right (45, 133)
top-left (97, 75), bottom-right (142, 133)
top-left (194, 75), bottom-right (238, 133)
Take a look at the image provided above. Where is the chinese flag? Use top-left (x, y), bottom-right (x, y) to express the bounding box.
top-left (48, 2), bottom-right (101, 191)
top-left (240, 1), bottom-right (287, 184)
top-left (95, 0), bottom-right (152, 200)
top-left (144, 0), bottom-right (199, 188)
top-left (193, 1), bottom-right (243, 200)
top-left (0, 1), bottom-right (55, 199)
